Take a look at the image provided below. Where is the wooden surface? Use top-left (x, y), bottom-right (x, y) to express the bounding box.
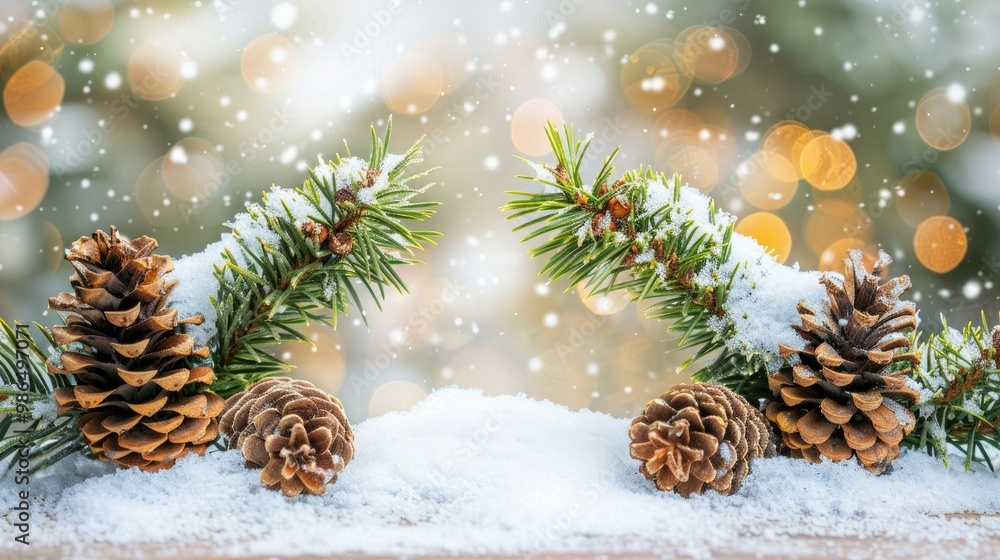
top-left (14, 531), bottom-right (1000, 560)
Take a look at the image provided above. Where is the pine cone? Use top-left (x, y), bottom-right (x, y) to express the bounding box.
top-left (219, 377), bottom-right (355, 497)
top-left (47, 227), bottom-right (224, 472)
top-left (766, 250), bottom-right (919, 473)
top-left (629, 383), bottom-right (774, 498)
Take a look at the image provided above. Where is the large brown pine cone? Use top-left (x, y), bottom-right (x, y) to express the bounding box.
top-left (766, 250), bottom-right (920, 473)
top-left (219, 377), bottom-right (355, 497)
top-left (629, 383), bottom-right (774, 498)
top-left (47, 227), bottom-right (224, 472)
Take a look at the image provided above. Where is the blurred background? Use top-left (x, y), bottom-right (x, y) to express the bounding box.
top-left (0, 0), bottom-right (997, 422)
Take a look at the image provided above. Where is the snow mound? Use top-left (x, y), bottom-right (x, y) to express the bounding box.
top-left (2, 388), bottom-right (999, 557)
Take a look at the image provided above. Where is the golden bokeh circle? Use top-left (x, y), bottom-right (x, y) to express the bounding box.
top-left (915, 89), bottom-right (970, 151)
top-left (39, 220), bottom-right (64, 273)
top-left (57, 0), bottom-right (115, 45)
top-left (913, 215), bottom-right (967, 274)
top-left (381, 52), bottom-right (443, 114)
top-left (128, 38), bottom-right (185, 100)
top-left (368, 380), bottom-right (428, 418)
top-left (511, 98), bottom-right (564, 156)
top-left (135, 157), bottom-right (186, 227)
top-left (162, 137), bottom-right (225, 203)
top-left (416, 35), bottom-right (471, 95)
top-left (895, 170), bottom-right (950, 228)
top-left (818, 238), bottom-right (877, 273)
top-left (577, 282), bottom-right (630, 315)
top-left (0, 142), bottom-right (49, 221)
top-left (735, 211), bottom-right (792, 264)
top-left (803, 199), bottom-right (872, 255)
top-left (621, 40), bottom-right (691, 115)
top-left (0, 23), bottom-right (64, 82)
top-left (762, 121), bottom-right (810, 180)
top-left (649, 109), bottom-right (703, 143)
top-left (3, 60), bottom-right (64, 128)
top-left (663, 145), bottom-right (718, 193)
top-left (737, 151), bottom-right (798, 210)
top-left (799, 132), bottom-right (857, 191)
top-left (240, 33), bottom-right (300, 94)
top-left (676, 26), bottom-right (740, 84)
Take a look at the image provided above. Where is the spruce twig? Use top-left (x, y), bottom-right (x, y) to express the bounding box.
top-left (205, 118), bottom-right (440, 396)
top-left (0, 319), bottom-right (86, 474)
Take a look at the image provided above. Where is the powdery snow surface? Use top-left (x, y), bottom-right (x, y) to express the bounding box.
top-left (2, 388), bottom-right (999, 558)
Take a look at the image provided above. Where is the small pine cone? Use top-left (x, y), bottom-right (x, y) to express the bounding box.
top-left (766, 250), bottom-right (919, 474)
top-left (47, 227), bottom-right (224, 471)
top-left (335, 188), bottom-right (355, 204)
top-left (629, 383), bottom-right (774, 498)
top-left (219, 377), bottom-right (354, 497)
top-left (607, 195), bottom-right (631, 219)
top-left (327, 232), bottom-right (353, 256)
top-left (301, 220), bottom-right (329, 244)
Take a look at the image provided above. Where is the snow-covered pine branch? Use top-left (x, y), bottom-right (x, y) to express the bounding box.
top-left (169, 118), bottom-right (440, 397)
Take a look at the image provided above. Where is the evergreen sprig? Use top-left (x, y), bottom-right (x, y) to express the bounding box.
top-left (505, 122), bottom-right (1000, 470)
top-left (207, 118), bottom-right (440, 396)
top-left (908, 315), bottom-right (1000, 470)
top-left (503, 123), bottom-right (769, 401)
top-left (0, 319), bottom-right (86, 474)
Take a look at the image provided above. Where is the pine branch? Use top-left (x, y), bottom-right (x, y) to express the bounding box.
top-left (505, 122), bottom-right (1000, 471)
top-left (197, 118), bottom-right (440, 397)
top-left (0, 318), bottom-right (87, 474)
top-left (907, 314), bottom-right (1000, 470)
top-left (502, 122), bottom-right (779, 405)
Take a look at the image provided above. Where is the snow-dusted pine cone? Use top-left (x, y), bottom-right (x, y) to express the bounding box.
top-left (766, 250), bottom-right (919, 473)
top-left (47, 227), bottom-right (223, 472)
top-left (220, 377), bottom-right (354, 497)
top-left (629, 383), bottom-right (774, 498)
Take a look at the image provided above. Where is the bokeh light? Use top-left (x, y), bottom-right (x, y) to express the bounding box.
top-left (914, 215), bottom-right (967, 274)
top-left (135, 157), bottom-right (186, 227)
top-left (735, 211), bottom-right (792, 264)
top-left (737, 152), bottom-right (797, 209)
top-left (3, 60), bottom-right (64, 128)
top-left (803, 199), bottom-right (872, 255)
top-left (915, 88), bottom-right (970, 151)
top-left (895, 170), bottom-right (950, 228)
top-left (990, 104), bottom-right (1000, 145)
top-left (162, 138), bottom-right (225, 203)
top-left (676, 26), bottom-right (747, 84)
top-left (818, 238), bottom-right (877, 273)
top-left (368, 380), bottom-right (428, 417)
top-left (511, 98), bottom-right (563, 156)
top-left (761, 121), bottom-right (811, 180)
top-left (0, 23), bottom-right (64, 82)
top-left (381, 52), bottom-right (444, 115)
top-left (0, 142), bottom-right (49, 221)
top-left (129, 38), bottom-right (185, 100)
top-left (799, 132), bottom-right (857, 191)
top-left (57, 0), bottom-right (115, 46)
top-left (621, 39), bottom-right (691, 114)
top-left (577, 282), bottom-right (630, 315)
top-left (240, 33), bottom-right (300, 94)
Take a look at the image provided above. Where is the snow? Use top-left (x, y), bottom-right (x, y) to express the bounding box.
top-left (643, 180), bottom-right (828, 368)
top-left (30, 395), bottom-right (58, 423)
top-left (2, 388), bottom-right (998, 558)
